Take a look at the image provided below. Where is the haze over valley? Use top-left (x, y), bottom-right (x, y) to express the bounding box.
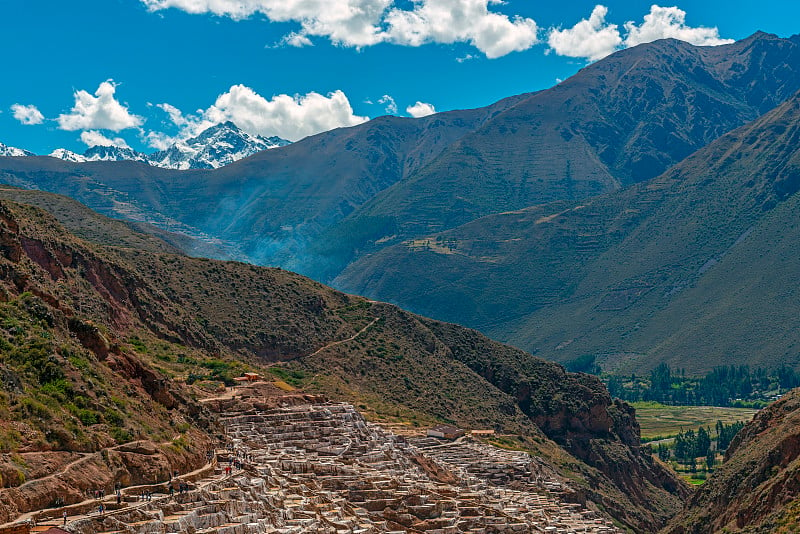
top-left (1, 2), bottom-right (800, 533)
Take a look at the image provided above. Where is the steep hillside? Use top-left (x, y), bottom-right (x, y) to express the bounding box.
top-left (0, 197), bottom-right (686, 531)
top-left (328, 32), bottom-right (800, 258)
top-left (337, 89), bottom-right (800, 374)
top-left (0, 95), bottom-right (525, 279)
top-left (664, 388), bottom-right (800, 533)
top-left (3, 34), bottom-right (799, 285)
top-left (0, 186), bottom-right (241, 261)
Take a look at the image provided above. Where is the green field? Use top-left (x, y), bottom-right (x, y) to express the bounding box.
top-left (633, 402), bottom-right (759, 441)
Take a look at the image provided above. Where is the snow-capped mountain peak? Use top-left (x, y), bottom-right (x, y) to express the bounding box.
top-left (35, 121), bottom-right (291, 170)
top-left (149, 121), bottom-right (291, 170)
top-left (83, 145), bottom-right (149, 163)
top-left (0, 142), bottom-right (34, 157)
top-left (48, 148), bottom-right (87, 162)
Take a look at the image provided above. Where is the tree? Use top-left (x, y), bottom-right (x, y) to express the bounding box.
top-left (706, 450), bottom-right (716, 470)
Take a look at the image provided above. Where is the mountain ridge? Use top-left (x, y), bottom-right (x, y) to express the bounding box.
top-left (3, 33), bottom-right (798, 287)
top-left (336, 88), bottom-right (800, 374)
top-left (4, 121), bottom-right (290, 170)
top-left (0, 193), bottom-right (686, 531)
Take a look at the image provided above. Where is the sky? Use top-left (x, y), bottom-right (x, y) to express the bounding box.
top-left (1, 0), bottom-right (799, 155)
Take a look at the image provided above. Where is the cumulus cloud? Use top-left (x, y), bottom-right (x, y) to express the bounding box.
top-left (147, 84), bottom-right (369, 147)
top-left (80, 130), bottom-right (131, 149)
top-left (624, 5), bottom-right (734, 48)
top-left (378, 95), bottom-right (398, 115)
top-left (140, 0), bottom-right (539, 58)
top-left (11, 104), bottom-right (45, 125)
top-left (547, 5), bottom-right (621, 62)
top-left (157, 102), bottom-right (187, 126)
top-left (57, 80), bottom-right (143, 131)
top-left (205, 85), bottom-right (369, 141)
top-left (142, 0), bottom-right (390, 47)
top-left (406, 101), bottom-right (436, 118)
top-left (383, 0), bottom-right (539, 59)
top-left (547, 4), bottom-right (733, 62)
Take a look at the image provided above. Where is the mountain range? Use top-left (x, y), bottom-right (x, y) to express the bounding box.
top-left (3, 121), bottom-right (290, 170)
top-left (1, 32), bottom-right (800, 376)
top-left (0, 192), bottom-right (685, 531)
top-left (4, 28), bottom-right (800, 533)
top-left (338, 88), bottom-right (800, 374)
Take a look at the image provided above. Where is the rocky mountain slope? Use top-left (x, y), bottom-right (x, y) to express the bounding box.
top-left (6, 34), bottom-right (799, 285)
top-left (663, 388), bottom-right (800, 533)
top-left (335, 33), bottom-right (800, 248)
top-left (0, 194), bottom-right (686, 531)
top-left (338, 87), bottom-right (800, 374)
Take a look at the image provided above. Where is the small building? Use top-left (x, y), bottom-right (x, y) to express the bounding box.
top-left (470, 429), bottom-right (496, 436)
top-left (233, 372), bottom-right (264, 387)
top-left (427, 424), bottom-right (465, 440)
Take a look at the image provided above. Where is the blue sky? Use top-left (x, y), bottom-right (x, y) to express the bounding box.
top-left (1, 0), bottom-right (798, 154)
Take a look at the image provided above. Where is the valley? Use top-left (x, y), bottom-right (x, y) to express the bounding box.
top-left (0, 18), bottom-right (799, 534)
top-left (0, 196), bottom-right (686, 531)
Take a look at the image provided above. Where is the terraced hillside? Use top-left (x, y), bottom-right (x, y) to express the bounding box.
top-left (0, 196), bottom-right (686, 531)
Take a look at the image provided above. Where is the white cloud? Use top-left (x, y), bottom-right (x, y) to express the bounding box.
top-left (624, 5), bottom-right (734, 48)
top-left (140, 0), bottom-right (539, 58)
top-left (378, 95), bottom-right (398, 115)
top-left (205, 85), bottom-right (369, 141)
top-left (11, 104), bottom-right (45, 125)
top-left (383, 0), bottom-right (539, 59)
top-left (547, 5), bottom-right (621, 62)
top-left (57, 80), bottom-right (143, 131)
top-left (80, 130), bottom-right (131, 149)
top-left (147, 84), bottom-right (369, 147)
top-left (280, 31), bottom-right (314, 47)
top-left (406, 101), bottom-right (436, 118)
top-left (142, 0), bottom-right (390, 47)
top-left (547, 4), bottom-right (733, 62)
top-left (157, 102), bottom-right (187, 126)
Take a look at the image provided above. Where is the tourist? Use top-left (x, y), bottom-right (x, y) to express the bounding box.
top-left (62, 511), bottom-right (67, 525)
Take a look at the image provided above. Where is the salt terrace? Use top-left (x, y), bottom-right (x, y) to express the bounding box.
top-left (55, 395), bottom-right (621, 534)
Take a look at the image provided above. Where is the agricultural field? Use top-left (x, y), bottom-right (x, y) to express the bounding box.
top-left (633, 402), bottom-right (759, 441)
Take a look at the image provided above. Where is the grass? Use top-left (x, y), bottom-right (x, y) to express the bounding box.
top-left (633, 402), bottom-right (758, 441)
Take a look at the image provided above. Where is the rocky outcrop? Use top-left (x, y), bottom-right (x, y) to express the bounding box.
top-left (0, 435), bottom-right (210, 523)
top-left (664, 389), bottom-right (800, 533)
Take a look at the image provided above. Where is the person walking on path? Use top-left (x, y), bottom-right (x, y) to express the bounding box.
top-left (62, 511), bottom-right (67, 525)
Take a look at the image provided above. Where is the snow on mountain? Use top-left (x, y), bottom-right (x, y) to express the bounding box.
top-left (83, 145), bottom-right (149, 163)
top-left (40, 121), bottom-right (290, 169)
top-left (49, 148), bottom-right (87, 162)
top-left (0, 142), bottom-right (34, 157)
top-left (149, 121), bottom-right (290, 170)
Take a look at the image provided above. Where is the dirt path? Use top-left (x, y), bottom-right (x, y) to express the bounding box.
top-left (6, 456), bottom-right (222, 528)
top-left (308, 318), bottom-right (379, 358)
top-left (10, 453), bottom-right (91, 493)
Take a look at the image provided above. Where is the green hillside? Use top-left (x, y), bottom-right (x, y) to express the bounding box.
top-left (2, 34), bottom-right (799, 286)
top-left (0, 195), bottom-right (686, 531)
top-left (337, 91), bottom-right (800, 374)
